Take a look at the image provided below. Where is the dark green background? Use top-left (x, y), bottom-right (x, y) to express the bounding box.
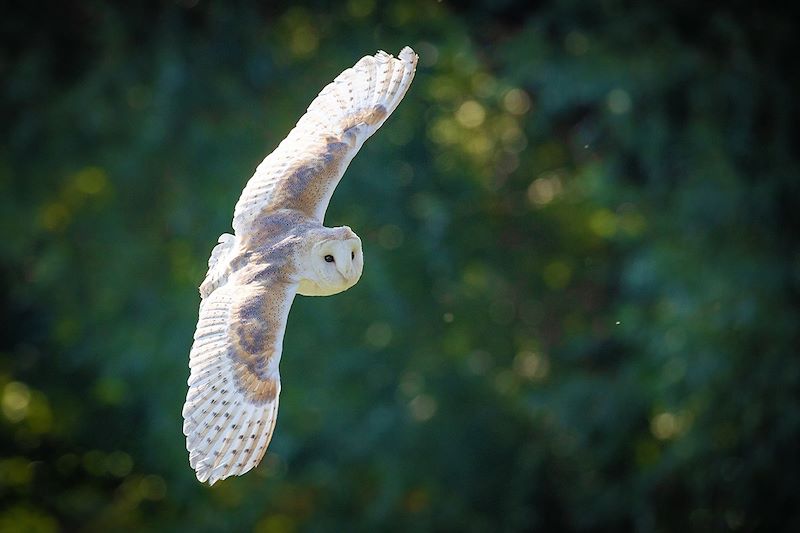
top-left (2, 1), bottom-right (798, 531)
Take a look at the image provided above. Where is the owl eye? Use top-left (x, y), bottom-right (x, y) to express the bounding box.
top-left (351, 251), bottom-right (355, 260)
top-left (324, 255), bottom-right (335, 263)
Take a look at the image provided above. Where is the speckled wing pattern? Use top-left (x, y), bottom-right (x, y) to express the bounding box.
top-left (183, 48), bottom-right (416, 485)
top-left (183, 279), bottom-right (297, 484)
top-left (232, 47), bottom-right (417, 230)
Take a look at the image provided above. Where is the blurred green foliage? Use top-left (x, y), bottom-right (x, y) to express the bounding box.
top-left (1, 1), bottom-right (798, 531)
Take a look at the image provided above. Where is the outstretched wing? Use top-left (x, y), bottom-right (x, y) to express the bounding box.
top-left (182, 278), bottom-right (297, 485)
top-left (232, 47), bottom-right (417, 232)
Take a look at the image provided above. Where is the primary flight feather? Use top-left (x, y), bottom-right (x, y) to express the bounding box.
top-left (182, 47), bottom-right (418, 485)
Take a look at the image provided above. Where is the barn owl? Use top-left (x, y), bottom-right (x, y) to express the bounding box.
top-left (182, 47), bottom-right (417, 484)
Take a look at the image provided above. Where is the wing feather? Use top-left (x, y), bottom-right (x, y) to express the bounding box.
top-left (182, 280), bottom-right (296, 485)
top-left (185, 46), bottom-right (417, 485)
top-left (232, 47), bottom-right (417, 232)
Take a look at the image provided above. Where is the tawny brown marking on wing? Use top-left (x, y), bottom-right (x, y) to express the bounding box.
top-left (239, 210), bottom-right (305, 251)
top-left (267, 104), bottom-right (389, 218)
top-left (270, 140), bottom-right (350, 217)
top-left (230, 364), bottom-right (278, 405)
top-left (229, 291), bottom-right (281, 404)
top-left (363, 104), bottom-right (387, 126)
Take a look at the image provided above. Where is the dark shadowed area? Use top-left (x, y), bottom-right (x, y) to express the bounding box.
top-left (1, 1), bottom-right (798, 531)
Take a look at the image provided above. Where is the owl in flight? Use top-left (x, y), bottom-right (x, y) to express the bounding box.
top-left (182, 47), bottom-right (417, 484)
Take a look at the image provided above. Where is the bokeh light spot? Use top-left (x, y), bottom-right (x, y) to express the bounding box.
top-left (494, 369), bottom-right (517, 395)
top-left (0, 506), bottom-right (57, 532)
top-left (455, 100), bottom-right (486, 128)
top-left (283, 9), bottom-right (318, 59)
top-left (255, 514), bottom-right (296, 533)
top-left (619, 210), bottom-right (646, 236)
top-left (140, 475), bottom-right (167, 500)
top-left (73, 167), bottom-right (107, 195)
top-left (528, 173), bottom-right (563, 206)
top-left (107, 451), bottom-right (133, 478)
top-left (2, 382), bottom-right (31, 423)
top-left (607, 88), bottom-right (632, 114)
top-left (650, 411), bottom-right (690, 440)
top-left (93, 377), bottom-right (127, 405)
top-left (409, 394), bottom-right (437, 421)
top-left (415, 41), bottom-right (439, 67)
top-left (635, 438), bottom-right (661, 466)
top-left (465, 134), bottom-right (492, 158)
top-left (501, 125), bottom-right (527, 153)
top-left (364, 322), bottom-right (393, 349)
top-left (346, 0), bottom-right (374, 18)
top-left (399, 371), bottom-right (423, 397)
top-left (0, 457), bottom-right (33, 489)
top-left (428, 117), bottom-right (459, 145)
top-left (513, 351), bottom-right (550, 381)
top-left (39, 202), bottom-right (69, 231)
top-left (543, 260), bottom-right (572, 289)
top-left (389, 2), bottom-right (413, 25)
top-left (290, 30), bottom-right (317, 58)
top-left (589, 209), bottom-right (617, 237)
top-left (26, 391), bottom-right (53, 434)
top-left (503, 88), bottom-right (531, 115)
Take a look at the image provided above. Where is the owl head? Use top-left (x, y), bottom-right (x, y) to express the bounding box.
top-left (296, 226), bottom-right (363, 296)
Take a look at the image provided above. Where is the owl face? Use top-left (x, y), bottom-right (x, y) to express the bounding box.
top-left (296, 227), bottom-right (363, 296)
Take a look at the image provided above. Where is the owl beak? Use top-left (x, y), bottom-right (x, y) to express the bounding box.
top-left (335, 239), bottom-right (360, 280)
top-left (336, 256), bottom-right (354, 279)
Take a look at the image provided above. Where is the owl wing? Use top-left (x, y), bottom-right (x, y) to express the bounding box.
top-left (232, 47), bottom-right (417, 232)
top-left (182, 276), bottom-right (297, 485)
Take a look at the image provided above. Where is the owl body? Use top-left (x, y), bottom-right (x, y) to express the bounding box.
top-left (183, 47), bottom-right (417, 484)
top-left (202, 210), bottom-right (362, 298)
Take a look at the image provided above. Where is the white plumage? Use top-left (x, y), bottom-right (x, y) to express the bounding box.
top-left (233, 47), bottom-right (417, 231)
top-left (182, 47), bottom-right (417, 485)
